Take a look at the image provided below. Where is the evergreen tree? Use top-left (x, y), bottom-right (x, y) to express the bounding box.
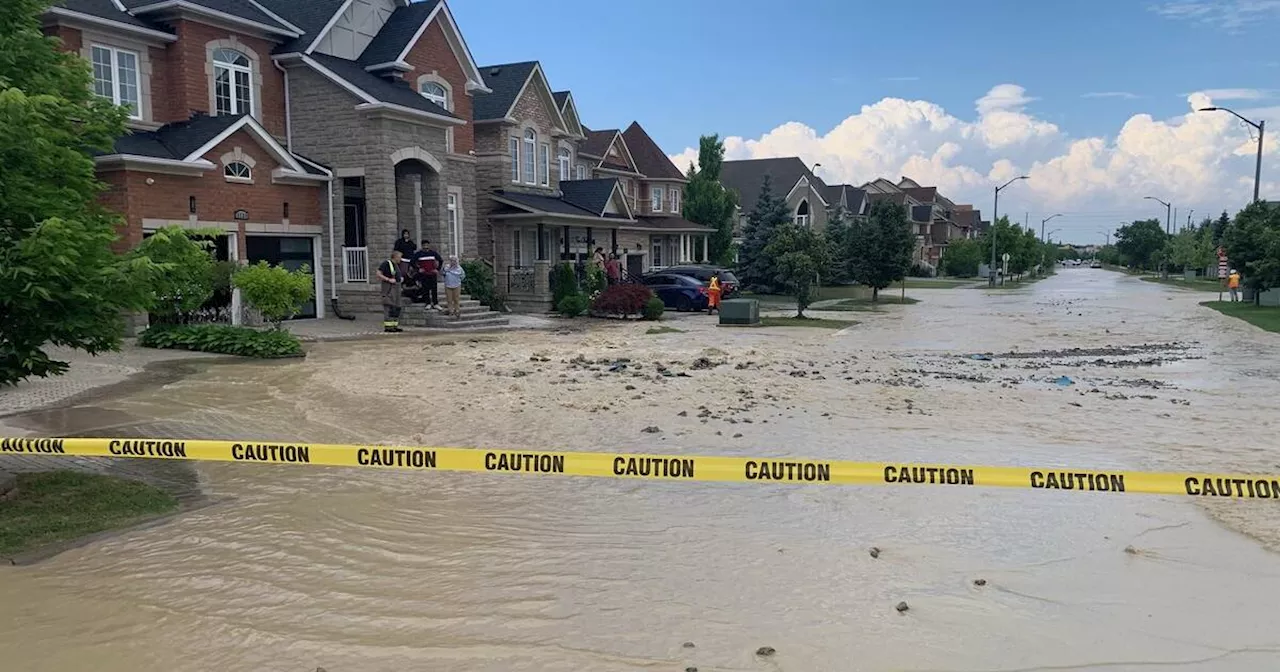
top-left (1, 0), bottom-right (156, 385)
top-left (848, 200), bottom-right (914, 301)
top-left (823, 205), bottom-right (852, 284)
top-left (738, 174), bottom-right (791, 292)
top-left (681, 135), bottom-right (738, 265)
top-left (765, 224), bottom-right (828, 317)
top-left (1213, 211), bottom-right (1231, 246)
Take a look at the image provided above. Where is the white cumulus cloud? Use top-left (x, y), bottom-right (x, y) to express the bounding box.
top-left (669, 84), bottom-right (1276, 241)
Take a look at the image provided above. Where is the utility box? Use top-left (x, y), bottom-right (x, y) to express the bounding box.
top-left (719, 298), bottom-right (760, 326)
top-left (1260, 289), bottom-right (1280, 307)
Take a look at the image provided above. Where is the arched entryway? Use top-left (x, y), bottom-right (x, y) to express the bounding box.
top-left (391, 147), bottom-right (445, 255)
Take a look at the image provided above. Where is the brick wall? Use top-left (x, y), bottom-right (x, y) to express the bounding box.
top-left (402, 18), bottom-right (473, 154)
top-left (43, 24), bottom-right (82, 52)
top-left (158, 20), bottom-right (286, 135)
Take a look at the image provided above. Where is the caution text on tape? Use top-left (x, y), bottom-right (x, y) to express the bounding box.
top-left (2, 437), bottom-right (1277, 499)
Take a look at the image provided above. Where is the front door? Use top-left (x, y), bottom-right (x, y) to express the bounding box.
top-left (245, 235), bottom-right (317, 319)
top-left (626, 254), bottom-right (644, 279)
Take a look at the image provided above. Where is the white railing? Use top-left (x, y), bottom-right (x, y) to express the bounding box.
top-left (343, 246), bottom-right (369, 283)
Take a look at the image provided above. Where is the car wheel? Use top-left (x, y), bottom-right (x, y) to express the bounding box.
top-left (676, 295), bottom-right (692, 312)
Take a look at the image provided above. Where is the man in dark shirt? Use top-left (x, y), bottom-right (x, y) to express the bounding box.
top-left (393, 229), bottom-right (417, 258)
top-left (376, 250), bottom-right (404, 332)
top-left (410, 239), bottom-right (444, 310)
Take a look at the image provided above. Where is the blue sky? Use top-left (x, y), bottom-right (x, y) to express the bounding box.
top-left (451, 0), bottom-right (1278, 244)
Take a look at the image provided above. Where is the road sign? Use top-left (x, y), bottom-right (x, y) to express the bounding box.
top-left (1001, 253), bottom-right (1010, 262)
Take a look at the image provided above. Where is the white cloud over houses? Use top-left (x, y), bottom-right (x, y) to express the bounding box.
top-left (668, 84), bottom-right (1276, 238)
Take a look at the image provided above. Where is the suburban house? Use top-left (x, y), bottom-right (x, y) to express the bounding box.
top-left (44, 0), bottom-right (702, 318)
top-left (860, 176), bottom-right (980, 269)
top-left (720, 158), bottom-right (832, 244)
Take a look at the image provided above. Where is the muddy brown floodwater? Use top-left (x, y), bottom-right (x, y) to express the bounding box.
top-left (4, 269), bottom-right (1280, 671)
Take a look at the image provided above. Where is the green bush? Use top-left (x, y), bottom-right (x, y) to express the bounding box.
top-left (585, 264), bottom-right (607, 296)
top-left (487, 289), bottom-right (507, 312)
top-left (139, 324), bottom-right (302, 358)
top-left (232, 261), bottom-right (314, 328)
top-left (551, 262), bottom-right (578, 305)
top-left (130, 226), bottom-right (218, 323)
top-left (642, 297), bottom-right (665, 321)
top-left (557, 293), bottom-right (588, 318)
top-left (461, 259), bottom-right (496, 305)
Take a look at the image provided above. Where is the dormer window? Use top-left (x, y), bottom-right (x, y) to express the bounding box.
top-left (213, 48), bottom-right (252, 116)
top-left (795, 199), bottom-right (811, 227)
top-left (419, 81), bottom-right (448, 109)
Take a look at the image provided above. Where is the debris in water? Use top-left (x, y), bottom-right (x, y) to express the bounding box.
top-left (895, 601), bottom-right (910, 613)
top-left (973, 578), bottom-right (987, 586)
top-left (678, 410), bottom-right (688, 416)
top-left (967, 353), bottom-right (993, 361)
top-left (683, 642), bottom-right (696, 649)
top-left (1069, 401), bottom-right (1082, 407)
top-left (756, 646), bottom-right (776, 657)
top-left (1055, 375), bottom-right (1075, 386)
top-left (641, 426), bottom-right (661, 434)
top-left (1124, 545), bottom-right (1138, 555)
top-left (686, 668), bottom-right (698, 672)
top-left (869, 547), bottom-right (880, 559)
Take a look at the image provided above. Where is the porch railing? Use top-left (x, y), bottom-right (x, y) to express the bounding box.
top-left (343, 246), bottom-right (369, 283)
top-left (507, 266), bottom-right (535, 294)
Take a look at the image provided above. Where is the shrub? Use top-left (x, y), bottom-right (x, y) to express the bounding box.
top-left (591, 284), bottom-right (654, 316)
top-left (585, 264), bottom-right (607, 296)
top-left (130, 226), bottom-right (217, 323)
top-left (461, 259), bottom-right (495, 305)
top-left (642, 297), bottom-right (665, 321)
top-left (557, 293), bottom-right (588, 317)
top-left (232, 261), bottom-right (314, 328)
top-left (138, 324), bottom-right (302, 358)
top-left (550, 262), bottom-right (578, 305)
top-left (908, 261), bottom-right (936, 278)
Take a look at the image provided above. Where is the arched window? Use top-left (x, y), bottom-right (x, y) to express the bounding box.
top-left (558, 147), bottom-right (572, 180)
top-left (795, 200), bottom-right (811, 227)
top-left (213, 48), bottom-right (252, 116)
top-left (420, 81), bottom-right (448, 109)
top-left (224, 161), bottom-right (252, 181)
top-left (522, 129), bottom-right (536, 184)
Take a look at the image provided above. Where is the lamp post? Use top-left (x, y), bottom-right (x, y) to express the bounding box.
top-left (1043, 228), bottom-right (1061, 268)
top-left (1144, 196), bottom-right (1171, 234)
top-left (1198, 106), bottom-right (1264, 203)
top-left (1040, 213), bottom-right (1063, 242)
top-left (990, 175), bottom-right (1029, 286)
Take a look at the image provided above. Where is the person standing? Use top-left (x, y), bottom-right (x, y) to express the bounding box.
top-left (706, 272), bottom-right (722, 314)
top-left (605, 253), bottom-right (621, 285)
top-left (394, 229), bottom-right (417, 258)
top-left (376, 250), bottom-right (405, 332)
top-left (443, 255), bottom-right (466, 318)
top-left (592, 247), bottom-right (607, 270)
top-left (1228, 268), bottom-right (1241, 302)
top-left (410, 239), bottom-right (443, 310)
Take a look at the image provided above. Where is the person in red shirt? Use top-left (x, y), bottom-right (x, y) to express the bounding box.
top-left (409, 239), bottom-right (443, 309)
top-left (605, 253), bottom-right (622, 285)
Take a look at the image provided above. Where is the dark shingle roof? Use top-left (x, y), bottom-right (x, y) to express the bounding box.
top-left (492, 190), bottom-right (616, 220)
top-left (472, 61), bottom-right (539, 121)
top-left (904, 186), bottom-right (938, 204)
top-left (632, 216), bottom-right (714, 232)
top-left (560, 179), bottom-right (619, 216)
top-left (823, 184), bottom-right (868, 214)
top-left (911, 205), bottom-right (933, 223)
top-left (622, 122), bottom-right (684, 180)
top-left (127, 0), bottom-right (296, 34)
top-left (358, 0), bottom-right (441, 65)
top-left (107, 114), bottom-right (243, 159)
top-left (552, 91), bottom-right (570, 110)
top-left (255, 0), bottom-right (347, 54)
top-left (720, 158), bottom-right (825, 211)
top-left (55, 0), bottom-right (171, 32)
top-left (308, 53), bottom-right (455, 118)
top-left (866, 191), bottom-right (908, 206)
top-left (581, 128), bottom-right (617, 158)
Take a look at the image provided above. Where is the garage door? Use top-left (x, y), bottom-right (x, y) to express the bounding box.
top-left (245, 235), bottom-right (317, 319)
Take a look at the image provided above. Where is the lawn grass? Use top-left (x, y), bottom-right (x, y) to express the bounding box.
top-left (0, 471), bottom-right (178, 557)
top-left (1200, 301), bottom-right (1280, 333)
top-left (817, 296), bottom-right (920, 312)
top-left (758, 316), bottom-right (858, 329)
top-left (644, 326), bottom-right (685, 335)
top-left (1141, 276), bottom-right (1223, 292)
top-left (981, 272), bottom-right (1054, 290)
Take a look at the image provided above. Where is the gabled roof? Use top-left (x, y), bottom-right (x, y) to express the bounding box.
top-left (720, 157), bottom-right (827, 210)
top-left (580, 128), bottom-right (617, 158)
top-left (552, 91), bottom-right (570, 109)
top-left (552, 91), bottom-right (584, 138)
top-left (867, 191), bottom-right (908, 206)
top-left (125, 0), bottom-right (300, 37)
top-left (561, 179), bottom-right (622, 216)
top-left (824, 184), bottom-right (868, 215)
top-left (256, 0), bottom-right (346, 53)
top-left (489, 180), bottom-right (634, 222)
top-left (357, 0), bottom-right (441, 65)
top-left (622, 122), bottom-right (684, 181)
top-left (99, 113), bottom-right (322, 177)
top-left (861, 177), bottom-right (903, 194)
top-left (629, 216), bottom-right (715, 233)
top-left (303, 52), bottom-right (459, 121)
top-left (904, 186), bottom-right (937, 203)
top-left (52, 0), bottom-right (175, 37)
top-left (911, 205), bottom-right (933, 223)
top-left (473, 61), bottom-right (547, 121)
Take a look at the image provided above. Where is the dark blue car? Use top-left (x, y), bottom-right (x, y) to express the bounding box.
top-left (642, 273), bottom-right (709, 312)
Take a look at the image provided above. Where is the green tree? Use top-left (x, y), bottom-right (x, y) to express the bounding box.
top-left (976, 216), bottom-right (1022, 280)
top-left (130, 227), bottom-right (217, 323)
top-left (764, 224), bottom-right (828, 317)
top-left (1212, 211), bottom-right (1231, 246)
top-left (848, 200), bottom-right (914, 301)
top-left (822, 205), bottom-right (852, 284)
top-left (941, 237), bottom-right (983, 277)
top-left (1163, 224), bottom-right (1214, 273)
top-left (682, 135), bottom-right (738, 265)
top-left (1114, 219), bottom-right (1167, 271)
top-left (1223, 202), bottom-right (1280, 300)
top-left (738, 174), bottom-right (790, 292)
top-left (232, 262), bottom-right (315, 328)
top-left (0, 0), bottom-right (156, 386)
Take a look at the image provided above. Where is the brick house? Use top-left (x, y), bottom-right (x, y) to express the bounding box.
top-left (45, 0), bottom-right (335, 319)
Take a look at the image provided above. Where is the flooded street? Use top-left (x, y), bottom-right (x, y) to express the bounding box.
top-left (3, 268), bottom-right (1280, 671)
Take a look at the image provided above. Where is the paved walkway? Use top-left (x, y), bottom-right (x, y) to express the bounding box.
top-left (284, 313), bottom-right (556, 341)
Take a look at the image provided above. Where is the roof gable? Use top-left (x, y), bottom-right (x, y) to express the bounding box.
top-left (562, 178), bottom-right (629, 217)
top-left (472, 61), bottom-right (538, 121)
top-left (257, 0), bottom-right (346, 53)
top-left (50, 0), bottom-right (176, 38)
top-left (720, 157), bottom-right (822, 210)
top-left (104, 113), bottom-right (315, 177)
top-left (302, 52), bottom-right (460, 121)
top-left (553, 91), bottom-right (584, 138)
top-left (355, 0), bottom-right (488, 92)
top-left (126, 0), bottom-right (301, 38)
top-left (622, 121), bottom-right (684, 180)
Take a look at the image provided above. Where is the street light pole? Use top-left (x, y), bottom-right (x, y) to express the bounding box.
top-left (1144, 196), bottom-right (1171, 234)
top-left (1199, 107), bottom-right (1265, 203)
top-left (1040, 213), bottom-right (1063, 242)
top-left (990, 175), bottom-right (1029, 286)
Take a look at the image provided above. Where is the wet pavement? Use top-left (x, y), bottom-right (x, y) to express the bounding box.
top-left (2, 268), bottom-right (1280, 671)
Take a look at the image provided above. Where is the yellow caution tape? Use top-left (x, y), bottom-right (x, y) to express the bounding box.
top-left (2, 437), bottom-right (1278, 499)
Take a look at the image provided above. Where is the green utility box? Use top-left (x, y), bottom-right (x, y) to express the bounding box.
top-left (719, 298), bottom-right (760, 326)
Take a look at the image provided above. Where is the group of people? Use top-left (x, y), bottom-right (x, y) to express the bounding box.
top-left (378, 230), bottom-right (466, 332)
top-left (590, 247), bottom-right (623, 285)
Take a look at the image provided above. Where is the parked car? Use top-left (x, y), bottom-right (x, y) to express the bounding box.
top-left (1090, 260), bottom-right (1102, 268)
top-left (641, 273), bottom-right (710, 312)
top-left (658, 265), bottom-right (740, 298)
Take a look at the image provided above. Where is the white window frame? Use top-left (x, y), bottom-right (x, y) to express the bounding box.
top-left (795, 199), bottom-right (811, 227)
top-left (419, 81), bottom-right (448, 109)
top-left (670, 187), bottom-right (680, 213)
top-left (523, 129), bottom-right (536, 185)
top-left (447, 189), bottom-right (462, 256)
top-left (90, 45), bottom-right (141, 119)
top-left (538, 142), bottom-right (550, 186)
top-left (509, 136), bottom-right (520, 183)
top-left (558, 147), bottom-right (572, 180)
top-left (224, 161), bottom-right (252, 183)
top-left (651, 186), bottom-right (665, 212)
top-left (212, 48), bottom-right (253, 116)
top-left (576, 164), bottom-right (586, 180)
